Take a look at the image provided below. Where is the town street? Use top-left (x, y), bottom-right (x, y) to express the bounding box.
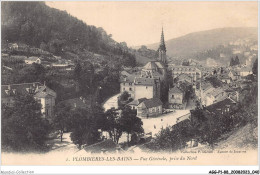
top-left (102, 94), bottom-right (190, 139)
top-left (142, 110), bottom-right (190, 137)
top-left (103, 94), bottom-right (120, 111)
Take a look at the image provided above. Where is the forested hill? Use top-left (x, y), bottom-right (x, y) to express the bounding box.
top-left (1, 1), bottom-right (136, 67)
top-left (147, 27), bottom-right (257, 59)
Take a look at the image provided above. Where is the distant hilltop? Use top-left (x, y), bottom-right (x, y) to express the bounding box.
top-left (145, 27), bottom-right (257, 59)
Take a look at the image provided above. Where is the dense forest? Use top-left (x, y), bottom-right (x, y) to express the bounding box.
top-left (1, 1), bottom-right (136, 67)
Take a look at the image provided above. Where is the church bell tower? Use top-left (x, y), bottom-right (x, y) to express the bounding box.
top-left (158, 27), bottom-right (167, 64)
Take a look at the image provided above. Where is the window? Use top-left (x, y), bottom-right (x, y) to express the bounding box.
top-left (123, 83), bottom-right (125, 86)
top-left (129, 83), bottom-right (132, 86)
top-left (146, 86), bottom-right (148, 89)
top-left (46, 109), bottom-right (49, 116)
top-left (129, 88), bottom-right (132, 91)
top-left (123, 88), bottom-right (125, 91)
top-left (172, 95), bottom-right (174, 98)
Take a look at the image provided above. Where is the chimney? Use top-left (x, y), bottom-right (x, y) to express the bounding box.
top-left (74, 103), bottom-right (77, 108)
top-left (83, 99), bottom-right (86, 104)
top-left (12, 89), bottom-right (16, 95)
top-left (8, 85), bottom-right (11, 90)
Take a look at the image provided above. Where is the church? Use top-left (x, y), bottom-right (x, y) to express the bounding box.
top-left (120, 28), bottom-right (167, 101)
top-left (120, 27), bottom-right (201, 111)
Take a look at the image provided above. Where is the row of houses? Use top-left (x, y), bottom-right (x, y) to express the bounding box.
top-left (2, 82), bottom-right (57, 118)
top-left (7, 43), bottom-right (51, 55)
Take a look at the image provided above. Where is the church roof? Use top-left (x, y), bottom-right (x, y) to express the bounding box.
top-left (143, 61), bottom-right (165, 70)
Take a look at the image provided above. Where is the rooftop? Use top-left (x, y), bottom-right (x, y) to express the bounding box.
top-left (2, 82), bottom-right (56, 99)
top-left (143, 61), bottom-right (165, 70)
top-left (120, 74), bottom-right (136, 83)
top-left (25, 56), bottom-right (40, 61)
top-left (169, 65), bottom-right (200, 72)
top-left (127, 98), bottom-right (147, 106)
top-left (134, 77), bottom-right (155, 86)
top-left (205, 98), bottom-right (236, 113)
top-left (169, 86), bottom-right (183, 94)
top-left (142, 98), bottom-right (163, 108)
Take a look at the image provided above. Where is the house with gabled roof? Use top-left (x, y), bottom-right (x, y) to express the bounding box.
top-left (127, 98), bottom-right (147, 110)
top-left (168, 86), bottom-right (185, 109)
top-left (228, 70), bottom-right (240, 80)
top-left (137, 98), bottom-right (163, 118)
top-left (168, 65), bottom-right (202, 82)
top-left (2, 82), bottom-right (56, 118)
top-left (119, 74), bottom-right (136, 98)
top-left (134, 77), bottom-right (160, 100)
top-left (205, 97), bottom-right (237, 116)
top-left (202, 87), bottom-right (226, 107)
top-left (176, 74), bottom-right (193, 84)
top-left (218, 73), bottom-right (231, 84)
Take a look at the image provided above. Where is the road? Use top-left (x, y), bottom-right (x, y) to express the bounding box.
top-left (142, 110), bottom-right (190, 137)
top-left (103, 94), bottom-right (120, 111)
top-left (46, 132), bottom-right (78, 154)
top-left (102, 94), bottom-right (190, 139)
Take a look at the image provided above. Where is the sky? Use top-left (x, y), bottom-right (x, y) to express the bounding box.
top-left (46, 1), bottom-right (258, 47)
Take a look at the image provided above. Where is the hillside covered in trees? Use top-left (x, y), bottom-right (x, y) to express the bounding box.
top-left (1, 1), bottom-right (136, 67)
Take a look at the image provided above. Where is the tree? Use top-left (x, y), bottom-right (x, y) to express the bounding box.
top-left (17, 63), bottom-right (46, 83)
top-left (70, 108), bottom-right (100, 148)
top-left (102, 108), bottom-right (124, 144)
top-left (120, 91), bottom-right (130, 101)
top-left (230, 57), bottom-right (235, 66)
top-left (1, 94), bottom-right (50, 151)
top-left (53, 103), bottom-right (72, 142)
top-left (234, 55), bottom-right (240, 65)
top-left (205, 76), bottom-right (222, 88)
top-left (230, 56), bottom-right (240, 66)
top-left (120, 106), bottom-right (143, 144)
top-left (252, 58), bottom-right (258, 75)
top-left (146, 123), bottom-right (191, 152)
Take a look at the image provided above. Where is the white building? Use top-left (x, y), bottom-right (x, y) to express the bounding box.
top-left (25, 57), bottom-right (41, 64)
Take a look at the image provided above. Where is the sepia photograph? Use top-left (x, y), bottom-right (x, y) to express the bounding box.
top-left (0, 0), bottom-right (258, 172)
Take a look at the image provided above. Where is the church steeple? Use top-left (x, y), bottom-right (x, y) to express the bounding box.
top-left (158, 27), bottom-right (167, 64)
top-left (159, 27), bottom-right (166, 51)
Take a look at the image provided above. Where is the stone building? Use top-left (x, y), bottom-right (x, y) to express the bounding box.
top-left (168, 86), bottom-right (184, 109)
top-left (137, 98), bottom-right (163, 118)
top-left (168, 65), bottom-right (202, 82)
top-left (134, 77), bottom-right (160, 100)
